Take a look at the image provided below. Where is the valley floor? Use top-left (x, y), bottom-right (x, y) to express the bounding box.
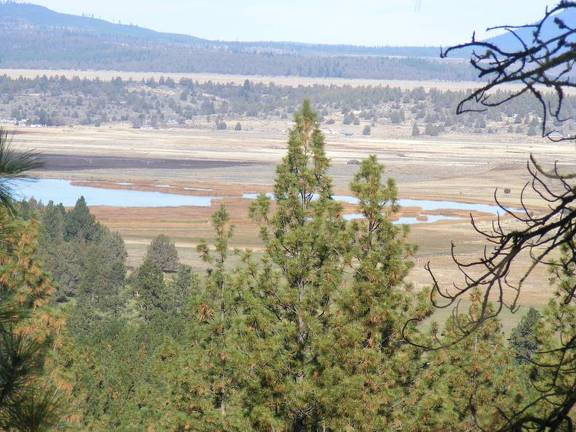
top-left (11, 121), bottom-right (576, 319)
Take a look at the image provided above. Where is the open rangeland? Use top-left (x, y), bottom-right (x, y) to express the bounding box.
top-left (0, 68), bottom-right (486, 90)
top-left (8, 109), bottom-right (576, 325)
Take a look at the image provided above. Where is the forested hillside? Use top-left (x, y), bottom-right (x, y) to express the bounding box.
top-left (2, 2), bottom-right (572, 80)
top-left (0, 3), bottom-right (474, 80)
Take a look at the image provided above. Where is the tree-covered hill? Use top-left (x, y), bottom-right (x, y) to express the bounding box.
top-left (0, 2), bottom-right (475, 80)
top-left (2, 3), bottom-right (572, 81)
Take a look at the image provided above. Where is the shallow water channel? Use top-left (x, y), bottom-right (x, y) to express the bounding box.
top-left (242, 192), bottom-right (508, 225)
top-left (13, 180), bottom-right (506, 225)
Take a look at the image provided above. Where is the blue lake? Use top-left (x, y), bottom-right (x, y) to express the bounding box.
top-left (11, 179), bottom-right (511, 220)
top-left (13, 179), bottom-right (213, 208)
top-left (242, 193), bottom-right (508, 216)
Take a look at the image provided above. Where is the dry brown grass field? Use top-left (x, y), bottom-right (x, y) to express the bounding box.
top-left (0, 68), bottom-right (486, 90)
top-left (7, 75), bottom-right (576, 326)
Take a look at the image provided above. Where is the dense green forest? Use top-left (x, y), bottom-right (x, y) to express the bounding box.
top-left (2, 102), bottom-right (570, 430)
top-left (2, 75), bottom-right (573, 138)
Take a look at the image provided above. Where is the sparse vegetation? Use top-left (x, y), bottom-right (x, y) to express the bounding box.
top-left (1, 75), bottom-right (572, 138)
top-left (2, 1), bottom-right (576, 430)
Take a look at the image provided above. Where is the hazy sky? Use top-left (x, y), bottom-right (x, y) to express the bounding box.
top-left (30, 0), bottom-right (558, 46)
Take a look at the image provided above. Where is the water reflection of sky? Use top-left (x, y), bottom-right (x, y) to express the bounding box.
top-left (243, 192), bottom-right (509, 216)
top-left (343, 214), bottom-right (462, 224)
top-left (12, 179), bottom-right (513, 225)
top-left (13, 179), bottom-right (212, 207)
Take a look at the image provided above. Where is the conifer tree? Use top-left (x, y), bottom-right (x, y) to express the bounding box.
top-left (146, 234), bottom-right (180, 273)
top-left (133, 259), bottom-right (167, 322)
top-left (0, 128), bottom-right (42, 210)
top-left (186, 205), bottom-right (249, 431)
top-left (513, 245), bottom-right (576, 428)
top-left (247, 101), bottom-right (348, 431)
top-left (0, 130), bottom-right (65, 429)
top-left (322, 155), bottom-right (431, 430)
top-left (172, 264), bottom-right (197, 312)
top-left (39, 202), bottom-right (66, 244)
top-left (403, 291), bottom-right (533, 431)
top-left (509, 307), bottom-right (541, 365)
top-left (37, 202), bottom-right (82, 302)
top-left (79, 232), bottom-right (127, 310)
top-left (0, 210), bottom-right (65, 431)
top-left (64, 197), bottom-right (100, 242)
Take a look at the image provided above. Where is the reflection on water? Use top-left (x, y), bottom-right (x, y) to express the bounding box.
top-left (243, 193), bottom-right (507, 215)
top-left (13, 179), bottom-right (212, 207)
top-left (243, 193), bottom-right (273, 201)
top-left (343, 214), bottom-right (461, 224)
top-left (395, 199), bottom-right (508, 215)
top-left (12, 180), bottom-right (511, 217)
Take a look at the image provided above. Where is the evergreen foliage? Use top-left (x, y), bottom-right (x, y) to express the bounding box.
top-left (512, 245), bottom-right (576, 427)
top-left (182, 205), bottom-right (251, 430)
top-left (0, 210), bottom-right (65, 431)
top-left (0, 75), bottom-right (567, 139)
top-left (133, 259), bottom-right (168, 322)
top-left (404, 291), bottom-right (534, 431)
top-left (64, 196), bottom-right (99, 242)
top-left (0, 128), bottom-right (42, 211)
top-left (243, 102), bottom-right (432, 431)
top-left (17, 101), bottom-right (560, 431)
top-left (325, 156), bottom-right (431, 430)
top-left (27, 198), bottom-right (127, 304)
top-left (146, 234), bottom-right (180, 273)
top-left (247, 100), bottom-right (349, 430)
top-left (509, 307), bottom-right (541, 365)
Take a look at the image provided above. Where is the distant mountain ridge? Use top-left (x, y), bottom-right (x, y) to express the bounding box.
top-left (0, 2), bottom-right (442, 57)
top-left (0, 2), bottom-right (206, 43)
top-left (0, 2), bottom-right (473, 80)
top-left (1, 1), bottom-right (569, 80)
top-left (482, 7), bottom-right (576, 52)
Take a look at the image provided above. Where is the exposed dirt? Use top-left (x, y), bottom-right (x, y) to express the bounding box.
top-left (14, 122), bottom-right (574, 311)
top-left (38, 154), bottom-right (261, 171)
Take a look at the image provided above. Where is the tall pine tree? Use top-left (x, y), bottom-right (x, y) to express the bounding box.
top-left (247, 101), bottom-right (348, 431)
top-left (183, 205), bottom-right (250, 431)
top-left (0, 211), bottom-right (65, 430)
top-left (321, 156), bottom-right (431, 430)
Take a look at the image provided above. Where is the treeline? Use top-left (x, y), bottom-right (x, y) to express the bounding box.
top-left (9, 103), bottom-right (568, 430)
top-left (0, 28), bottom-right (474, 81)
top-left (2, 75), bottom-right (574, 138)
top-left (0, 2), bottom-right (443, 59)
